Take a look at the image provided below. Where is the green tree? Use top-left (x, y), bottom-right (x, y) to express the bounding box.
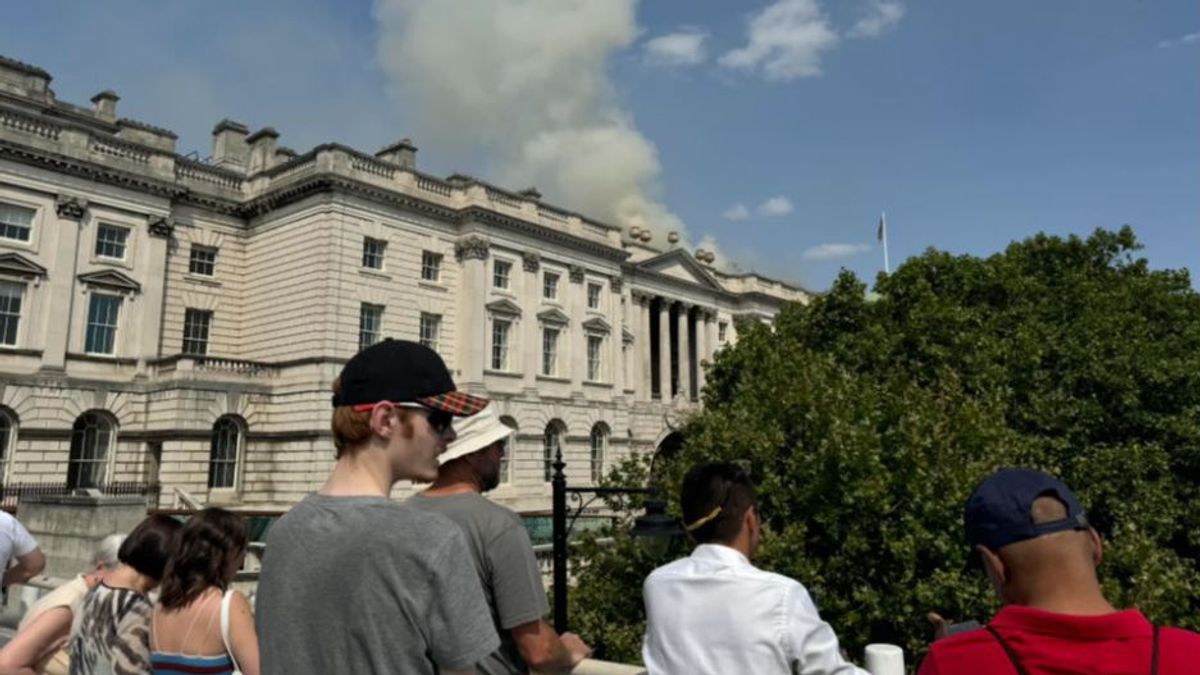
top-left (570, 227), bottom-right (1200, 664)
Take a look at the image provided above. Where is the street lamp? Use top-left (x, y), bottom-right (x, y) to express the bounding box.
top-left (551, 446), bottom-right (682, 633)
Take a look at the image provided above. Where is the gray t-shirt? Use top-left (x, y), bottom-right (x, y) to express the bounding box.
top-left (256, 494), bottom-right (499, 675)
top-left (409, 492), bottom-right (549, 675)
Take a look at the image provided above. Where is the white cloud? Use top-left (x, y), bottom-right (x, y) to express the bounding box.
top-left (723, 204), bottom-right (751, 221)
top-left (644, 29), bottom-right (708, 67)
top-left (718, 0), bottom-right (839, 81)
top-left (848, 1), bottom-right (905, 39)
top-left (1158, 31), bottom-right (1200, 48)
top-left (757, 196), bottom-right (794, 217)
top-left (801, 242), bottom-right (871, 260)
top-left (374, 0), bottom-right (690, 243)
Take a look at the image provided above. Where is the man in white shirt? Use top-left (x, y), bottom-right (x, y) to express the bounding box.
top-left (0, 510), bottom-right (44, 589)
top-left (642, 462), bottom-right (867, 675)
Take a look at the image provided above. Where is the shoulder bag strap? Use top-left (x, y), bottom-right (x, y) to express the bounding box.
top-left (985, 625), bottom-right (1030, 675)
top-left (220, 589), bottom-right (244, 675)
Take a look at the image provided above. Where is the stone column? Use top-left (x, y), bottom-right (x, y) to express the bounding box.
top-left (695, 309), bottom-right (709, 397)
top-left (137, 217), bottom-right (173, 375)
top-left (707, 312), bottom-right (719, 360)
top-left (522, 253), bottom-right (541, 387)
top-left (638, 294), bottom-right (652, 400)
top-left (676, 302), bottom-right (691, 402)
top-left (569, 265), bottom-right (586, 389)
top-left (41, 196), bottom-right (87, 370)
top-left (656, 298), bottom-right (671, 401)
top-left (455, 235), bottom-right (490, 386)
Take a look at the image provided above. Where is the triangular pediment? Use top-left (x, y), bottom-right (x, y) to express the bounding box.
top-left (636, 249), bottom-right (723, 291)
top-left (582, 317), bottom-right (611, 334)
top-left (0, 252), bottom-right (47, 279)
top-left (77, 269), bottom-right (141, 293)
top-left (537, 307), bottom-right (570, 325)
top-left (485, 298), bottom-right (522, 316)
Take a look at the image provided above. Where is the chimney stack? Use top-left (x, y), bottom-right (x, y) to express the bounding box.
top-left (211, 119), bottom-right (250, 171)
top-left (375, 138), bottom-right (417, 169)
top-left (90, 90), bottom-right (119, 120)
top-left (246, 127), bottom-right (280, 174)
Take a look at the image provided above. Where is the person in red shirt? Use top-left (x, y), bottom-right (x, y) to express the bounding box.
top-left (919, 468), bottom-right (1200, 675)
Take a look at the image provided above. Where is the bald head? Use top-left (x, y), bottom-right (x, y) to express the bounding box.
top-left (983, 495), bottom-right (1105, 609)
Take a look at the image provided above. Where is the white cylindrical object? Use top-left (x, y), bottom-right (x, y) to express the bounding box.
top-left (864, 643), bottom-right (905, 675)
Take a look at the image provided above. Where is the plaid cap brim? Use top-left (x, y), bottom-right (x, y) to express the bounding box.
top-left (417, 391), bottom-right (489, 416)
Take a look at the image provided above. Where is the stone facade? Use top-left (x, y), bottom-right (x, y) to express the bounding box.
top-left (0, 55), bottom-right (809, 512)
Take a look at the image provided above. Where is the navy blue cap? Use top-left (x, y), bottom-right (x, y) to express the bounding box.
top-left (964, 468), bottom-right (1090, 551)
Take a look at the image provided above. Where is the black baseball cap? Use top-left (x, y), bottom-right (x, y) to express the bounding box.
top-left (964, 468), bottom-right (1090, 552)
top-left (331, 338), bottom-right (488, 416)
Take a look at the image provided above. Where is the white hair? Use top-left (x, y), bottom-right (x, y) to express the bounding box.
top-left (92, 534), bottom-right (125, 569)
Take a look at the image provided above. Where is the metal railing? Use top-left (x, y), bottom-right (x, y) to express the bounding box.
top-left (0, 481), bottom-right (160, 512)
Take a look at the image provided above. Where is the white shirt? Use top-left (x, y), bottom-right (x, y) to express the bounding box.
top-left (642, 544), bottom-right (868, 675)
top-left (0, 510), bottom-right (37, 572)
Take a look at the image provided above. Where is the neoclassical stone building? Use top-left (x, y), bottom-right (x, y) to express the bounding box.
top-left (0, 55), bottom-right (808, 512)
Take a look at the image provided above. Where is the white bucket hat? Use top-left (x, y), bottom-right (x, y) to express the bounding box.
top-left (440, 404), bottom-right (515, 465)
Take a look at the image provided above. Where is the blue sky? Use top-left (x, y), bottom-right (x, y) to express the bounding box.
top-left (2, 1), bottom-right (1197, 291)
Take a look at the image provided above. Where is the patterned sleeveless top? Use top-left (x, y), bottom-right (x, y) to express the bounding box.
top-left (69, 583), bottom-right (154, 675)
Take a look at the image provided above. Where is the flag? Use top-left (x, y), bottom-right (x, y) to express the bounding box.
top-left (877, 213), bottom-right (886, 242)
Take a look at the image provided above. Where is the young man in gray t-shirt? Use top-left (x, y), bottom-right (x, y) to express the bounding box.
top-left (410, 405), bottom-right (591, 675)
top-left (256, 339), bottom-right (500, 675)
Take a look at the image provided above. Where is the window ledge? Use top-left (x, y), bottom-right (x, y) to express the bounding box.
top-left (418, 280), bottom-right (449, 292)
top-left (359, 268), bottom-right (392, 281)
top-left (583, 380), bottom-right (613, 389)
top-left (536, 374), bottom-right (570, 383)
top-left (0, 346), bottom-right (42, 358)
top-left (490, 288), bottom-right (517, 299)
top-left (90, 256), bottom-right (134, 271)
top-left (184, 274), bottom-right (221, 287)
top-left (484, 369), bottom-right (523, 379)
top-left (0, 238), bottom-right (36, 253)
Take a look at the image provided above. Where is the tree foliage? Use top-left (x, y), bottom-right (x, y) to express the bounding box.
top-left (569, 227), bottom-right (1200, 664)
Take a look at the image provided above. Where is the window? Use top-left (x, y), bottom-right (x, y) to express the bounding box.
top-left (542, 327), bottom-right (559, 376)
top-left (359, 303), bottom-right (384, 351)
top-left (68, 412), bottom-right (113, 490)
top-left (491, 319), bottom-right (511, 371)
top-left (493, 260), bottom-right (512, 289)
top-left (188, 245), bottom-right (217, 276)
top-left (587, 282), bottom-right (602, 309)
top-left (182, 309), bottom-right (212, 356)
top-left (421, 251), bottom-right (442, 282)
top-left (587, 335), bottom-right (603, 381)
top-left (85, 294), bottom-right (122, 355)
top-left (498, 416), bottom-right (518, 485)
top-left (543, 421), bottom-right (565, 482)
top-left (419, 312), bottom-right (441, 352)
top-left (0, 281), bottom-right (22, 346)
top-left (543, 272), bottom-right (559, 300)
top-left (719, 321), bottom-right (728, 343)
top-left (208, 416), bottom-right (243, 489)
top-left (94, 223), bottom-right (129, 259)
top-left (0, 408), bottom-right (14, 483)
top-left (590, 424), bottom-right (607, 484)
top-left (362, 237), bottom-right (386, 270)
top-left (0, 202), bottom-right (34, 242)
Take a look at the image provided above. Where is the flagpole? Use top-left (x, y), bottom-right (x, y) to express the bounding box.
top-left (881, 211), bottom-right (891, 274)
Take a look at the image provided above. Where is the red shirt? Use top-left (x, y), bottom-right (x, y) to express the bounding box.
top-left (918, 605), bottom-right (1200, 675)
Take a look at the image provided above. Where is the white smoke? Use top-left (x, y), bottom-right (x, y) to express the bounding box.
top-left (373, 0), bottom-right (688, 242)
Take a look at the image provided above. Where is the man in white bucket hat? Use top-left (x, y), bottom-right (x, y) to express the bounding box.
top-left (409, 405), bottom-right (591, 674)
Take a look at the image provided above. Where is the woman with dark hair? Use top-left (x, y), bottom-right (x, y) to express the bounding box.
top-left (149, 508), bottom-right (258, 675)
top-left (70, 514), bottom-right (182, 675)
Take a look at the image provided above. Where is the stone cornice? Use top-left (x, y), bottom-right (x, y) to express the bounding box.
top-left (0, 138), bottom-right (184, 200)
top-left (462, 205), bottom-right (628, 263)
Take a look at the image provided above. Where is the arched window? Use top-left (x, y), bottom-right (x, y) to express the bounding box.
top-left (209, 415), bottom-right (245, 490)
top-left (0, 408), bottom-right (15, 484)
top-left (499, 415), bottom-right (518, 485)
top-left (68, 412), bottom-right (114, 490)
top-left (543, 420), bottom-right (565, 483)
top-left (589, 423), bottom-right (608, 484)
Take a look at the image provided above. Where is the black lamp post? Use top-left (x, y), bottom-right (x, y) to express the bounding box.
top-left (551, 446), bottom-right (682, 633)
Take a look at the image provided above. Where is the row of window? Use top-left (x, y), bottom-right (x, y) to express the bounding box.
top-left (0, 409), bottom-right (242, 491)
top-left (359, 304), bottom-right (441, 353)
top-left (0, 410), bottom-right (611, 491)
top-left (366, 239), bottom-right (606, 308)
top-left (490, 318), bottom-right (607, 380)
top-left (1, 202), bottom-right (219, 277)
